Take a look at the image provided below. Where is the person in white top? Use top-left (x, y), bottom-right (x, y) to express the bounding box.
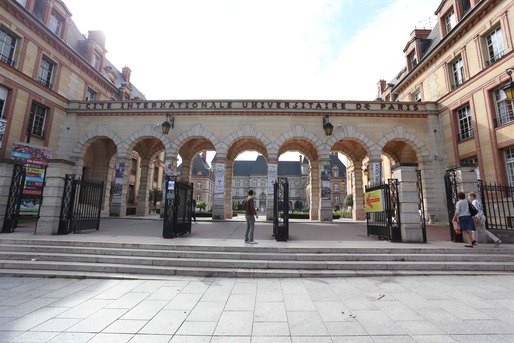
top-left (452, 192), bottom-right (476, 247)
top-left (468, 192), bottom-right (501, 248)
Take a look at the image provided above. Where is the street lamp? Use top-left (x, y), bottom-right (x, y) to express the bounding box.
top-left (161, 113), bottom-right (175, 134)
top-left (502, 68), bottom-right (514, 101)
top-left (323, 115), bottom-right (334, 136)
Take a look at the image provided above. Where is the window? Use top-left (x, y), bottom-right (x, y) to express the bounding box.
top-left (493, 88), bottom-right (514, 126)
top-left (153, 166), bottom-right (159, 182)
top-left (333, 169), bottom-right (339, 178)
top-left (444, 10), bottom-right (457, 34)
top-left (130, 158), bottom-right (137, 175)
top-left (48, 11), bottom-right (64, 37)
top-left (196, 182), bottom-right (202, 189)
top-left (251, 179), bottom-right (257, 187)
top-left (37, 57), bottom-right (55, 88)
top-left (28, 102), bottom-right (47, 137)
top-left (334, 184), bottom-right (339, 191)
top-left (85, 88), bottom-right (96, 101)
top-left (413, 89), bottom-right (422, 102)
top-left (451, 57), bottom-right (465, 89)
top-left (460, 156), bottom-right (478, 167)
top-left (0, 26), bottom-right (18, 66)
top-left (505, 147), bottom-right (514, 187)
top-left (196, 194), bottom-right (201, 202)
top-left (461, 0), bottom-right (471, 15)
top-left (260, 179), bottom-right (266, 187)
top-left (92, 52), bottom-right (101, 70)
top-left (0, 86), bottom-right (7, 119)
top-left (408, 52), bottom-right (417, 70)
top-left (334, 196), bottom-right (340, 204)
top-left (457, 105), bottom-right (473, 141)
top-left (485, 26), bottom-right (505, 66)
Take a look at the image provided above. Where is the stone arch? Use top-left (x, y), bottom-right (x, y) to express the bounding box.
top-left (170, 124), bottom-right (220, 157)
top-left (71, 125), bottom-right (123, 159)
top-left (274, 125), bottom-right (324, 158)
top-left (325, 126), bottom-right (377, 160)
top-left (220, 124), bottom-right (272, 157)
top-left (376, 126), bottom-right (430, 162)
top-left (122, 124), bottom-right (172, 159)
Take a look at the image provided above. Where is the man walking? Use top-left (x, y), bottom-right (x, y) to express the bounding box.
top-left (244, 190), bottom-right (258, 244)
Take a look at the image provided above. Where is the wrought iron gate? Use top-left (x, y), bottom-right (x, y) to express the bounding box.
top-left (1, 164), bottom-right (26, 233)
top-left (417, 170), bottom-right (427, 243)
top-left (273, 177), bottom-right (289, 241)
top-left (163, 176), bottom-right (193, 238)
top-left (444, 169), bottom-right (463, 242)
top-left (365, 179), bottom-right (401, 241)
top-left (478, 180), bottom-right (514, 231)
top-left (58, 175), bottom-right (104, 234)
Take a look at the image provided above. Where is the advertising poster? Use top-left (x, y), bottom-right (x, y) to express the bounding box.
top-left (372, 162), bottom-right (382, 185)
top-left (0, 119), bottom-right (6, 149)
top-left (11, 143), bottom-right (53, 214)
top-left (321, 163), bottom-right (331, 200)
top-left (113, 160), bottom-right (125, 197)
top-left (214, 163), bottom-right (225, 198)
top-left (267, 163), bottom-right (278, 195)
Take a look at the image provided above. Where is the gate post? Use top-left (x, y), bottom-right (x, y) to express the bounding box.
top-left (319, 158), bottom-right (333, 221)
top-left (38, 159), bottom-right (74, 235)
top-left (454, 165), bottom-right (479, 194)
top-left (0, 160), bottom-right (17, 228)
top-left (392, 164), bottom-right (424, 243)
top-left (266, 157), bottom-right (278, 220)
top-left (352, 162), bottom-right (366, 221)
top-left (212, 156), bottom-right (226, 220)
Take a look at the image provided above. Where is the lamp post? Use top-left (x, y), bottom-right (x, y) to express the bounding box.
top-left (502, 68), bottom-right (514, 101)
top-left (323, 115), bottom-right (334, 136)
top-left (161, 113), bottom-right (175, 134)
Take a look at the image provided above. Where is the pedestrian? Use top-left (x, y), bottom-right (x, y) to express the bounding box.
top-left (452, 192), bottom-right (476, 247)
top-left (468, 192), bottom-right (501, 247)
top-left (244, 189), bottom-right (258, 244)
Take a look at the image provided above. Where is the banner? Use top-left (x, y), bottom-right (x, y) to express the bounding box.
top-left (11, 143), bottom-right (53, 214)
top-left (113, 160), bottom-right (125, 197)
top-left (214, 163), bottom-right (225, 198)
top-left (364, 189), bottom-right (385, 212)
top-left (267, 163), bottom-right (277, 195)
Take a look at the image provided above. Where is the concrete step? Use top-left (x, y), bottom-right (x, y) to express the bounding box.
top-left (1, 244), bottom-right (512, 262)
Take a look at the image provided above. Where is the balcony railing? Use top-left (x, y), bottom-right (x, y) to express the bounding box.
top-left (37, 77), bottom-right (52, 89)
top-left (0, 53), bottom-right (15, 67)
top-left (486, 50), bottom-right (505, 66)
top-left (451, 78), bottom-right (465, 90)
top-left (495, 112), bottom-right (514, 127)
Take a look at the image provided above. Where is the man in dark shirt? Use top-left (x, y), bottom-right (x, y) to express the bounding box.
top-left (244, 190), bottom-right (258, 244)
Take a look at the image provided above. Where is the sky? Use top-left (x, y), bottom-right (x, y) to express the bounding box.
top-left (64, 0), bottom-right (441, 162)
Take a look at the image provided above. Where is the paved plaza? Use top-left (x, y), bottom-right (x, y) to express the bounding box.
top-left (0, 274), bottom-right (514, 343)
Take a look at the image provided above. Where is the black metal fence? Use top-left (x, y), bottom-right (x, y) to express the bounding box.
top-left (58, 175), bottom-right (104, 234)
top-left (163, 176), bottom-right (193, 238)
top-left (417, 170), bottom-right (427, 243)
top-left (1, 164), bottom-right (26, 233)
top-left (273, 177), bottom-right (289, 241)
top-left (444, 169), bottom-right (463, 242)
top-left (478, 180), bottom-right (514, 231)
top-left (365, 179), bottom-right (401, 241)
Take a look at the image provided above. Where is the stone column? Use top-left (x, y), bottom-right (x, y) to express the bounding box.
top-left (223, 161), bottom-right (233, 219)
top-left (392, 164), bottom-right (424, 243)
top-left (136, 158), bottom-right (151, 216)
top-left (110, 157), bottom-right (130, 217)
top-left (0, 160), bottom-right (16, 228)
top-left (352, 162), bottom-right (365, 220)
top-left (212, 156), bottom-right (226, 220)
top-left (37, 159), bottom-right (74, 235)
top-left (319, 157), bottom-right (332, 221)
top-left (418, 158), bottom-right (446, 224)
top-left (266, 157), bottom-right (278, 220)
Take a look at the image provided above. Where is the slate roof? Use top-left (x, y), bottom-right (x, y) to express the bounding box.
top-left (177, 154), bottom-right (211, 176)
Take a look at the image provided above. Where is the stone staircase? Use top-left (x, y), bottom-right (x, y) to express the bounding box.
top-left (0, 238), bottom-right (513, 279)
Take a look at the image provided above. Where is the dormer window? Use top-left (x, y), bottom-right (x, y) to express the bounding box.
top-left (408, 52), bottom-right (417, 70)
top-left (444, 10), bottom-right (456, 34)
top-left (92, 52), bottom-right (101, 70)
top-left (48, 11), bottom-right (64, 37)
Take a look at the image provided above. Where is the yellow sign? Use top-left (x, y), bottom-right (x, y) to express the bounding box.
top-left (364, 189), bottom-right (384, 212)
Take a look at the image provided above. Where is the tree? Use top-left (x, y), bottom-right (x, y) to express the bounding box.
top-left (196, 201), bottom-right (206, 211)
top-left (343, 193), bottom-right (353, 208)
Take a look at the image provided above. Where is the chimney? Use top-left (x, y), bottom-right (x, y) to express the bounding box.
top-left (410, 29), bottom-right (431, 40)
top-left (122, 66), bottom-right (131, 84)
top-left (377, 79), bottom-right (387, 97)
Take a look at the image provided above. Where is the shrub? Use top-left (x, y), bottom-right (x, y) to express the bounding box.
top-left (344, 194), bottom-right (353, 207)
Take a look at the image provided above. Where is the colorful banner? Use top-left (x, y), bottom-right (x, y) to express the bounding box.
top-left (364, 189), bottom-right (385, 212)
top-left (214, 163), bottom-right (225, 198)
top-left (267, 163), bottom-right (278, 195)
top-left (113, 161), bottom-right (125, 197)
top-left (10, 143), bottom-right (53, 214)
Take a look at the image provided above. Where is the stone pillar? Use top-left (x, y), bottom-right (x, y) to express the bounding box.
top-left (136, 158), bottom-right (151, 216)
top-left (392, 165), bottom-right (424, 243)
top-left (160, 157), bottom-right (177, 217)
top-left (223, 161), bottom-right (233, 219)
top-left (110, 157), bottom-right (130, 217)
top-left (455, 166), bottom-right (479, 194)
top-left (352, 162), bottom-right (365, 220)
top-left (310, 161), bottom-right (320, 220)
top-left (102, 155), bottom-right (116, 216)
top-left (37, 159), bottom-right (74, 235)
top-left (212, 156), bottom-right (226, 220)
top-left (266, 157), bottom-right (278, 220)
top-left (418, 159), bottom-right (447, 224)
top-left (319, 158), bottom-right (332, 221)
top-left (0, 160), bottom-right (16, 227)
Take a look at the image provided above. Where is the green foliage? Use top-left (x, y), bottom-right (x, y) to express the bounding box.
top-left (196, 201), bottom-right (206, 211)
top-left (343, 193), bottom-right (354, 207)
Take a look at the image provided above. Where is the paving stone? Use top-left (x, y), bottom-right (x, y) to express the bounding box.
top-left (291, 337), bottom-right (333, 343)
top-left (396, 319), bottom-right (444, 335)
top-left (176, 321), bottom-right (216, 335)
top-left (9, 330), bottom-right (59, 342)
top-left (87, 333), bottom-right (133, 343)
top-left (186, 301), bottom-right (225, 322)
top-left (169, 335), bottom-right (211, 343)
top-left (121, 300), bottom-right (168, 320)
top-left (331, 337), bottom-right (374, 343)
top-left (252, 322), bottom-right (289, 336)
top-left (106, 292), bottom-right (150, 309)
top-left (210, 336), bottom-right (251, 343)
top-left (103, 319), bottom-right (148, 334)
top-left (352, 310), bottom-right (406, 336)
top-left (214, 311), bottom-right (253, 336)
top-left (164, 293), bottom-right (203, 311)
top-left (324, 321), bottom-right (367, 336)
top-left (57, 299), bottom-right (112, 319)
top-left (1, 306), bottom-right (68, 331)
top-left (370, 336), bottom-right (416, 343)
top-left (251, 337), bottom-right (292, 343)
top-left (48, 332), bottom-right (96, 343)
top-left (129, 334), bottom-right (172, 343)
top-left (67, 309), bottom-right (127, 333)
top-left (139, 309), bottom-right (189, 335)
top-left (226, 294), bottom-right (256, 311)
top-left (31, 318), bottom-right (82, 332)
top-left (287, 311), bottom-right (329, 336)
top-left (254, 302), bottom-right (287, 322)
top-left (409, 336), bottom-right (458, 343)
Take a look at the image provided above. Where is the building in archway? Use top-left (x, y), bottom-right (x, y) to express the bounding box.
top-left (378, 0), bottom-right (514, 187)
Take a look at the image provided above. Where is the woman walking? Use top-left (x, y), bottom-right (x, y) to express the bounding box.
top-left (452, 192), bottom-right (476, 248)
top-left (468, 192), bottom-right (501, 247)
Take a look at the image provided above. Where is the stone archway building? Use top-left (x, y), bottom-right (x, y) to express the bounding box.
top-left (55, 99), bottom-right (444, 224)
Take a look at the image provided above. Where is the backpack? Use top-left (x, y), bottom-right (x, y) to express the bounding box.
top-left (468, 201), bottom-right (478, 216)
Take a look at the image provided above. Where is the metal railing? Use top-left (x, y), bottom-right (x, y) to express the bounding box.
top-left (479, 180), bottom-right (514, 231)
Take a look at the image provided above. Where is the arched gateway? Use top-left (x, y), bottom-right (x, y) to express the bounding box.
top-left (37, 99), bottom-right (445, 241)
